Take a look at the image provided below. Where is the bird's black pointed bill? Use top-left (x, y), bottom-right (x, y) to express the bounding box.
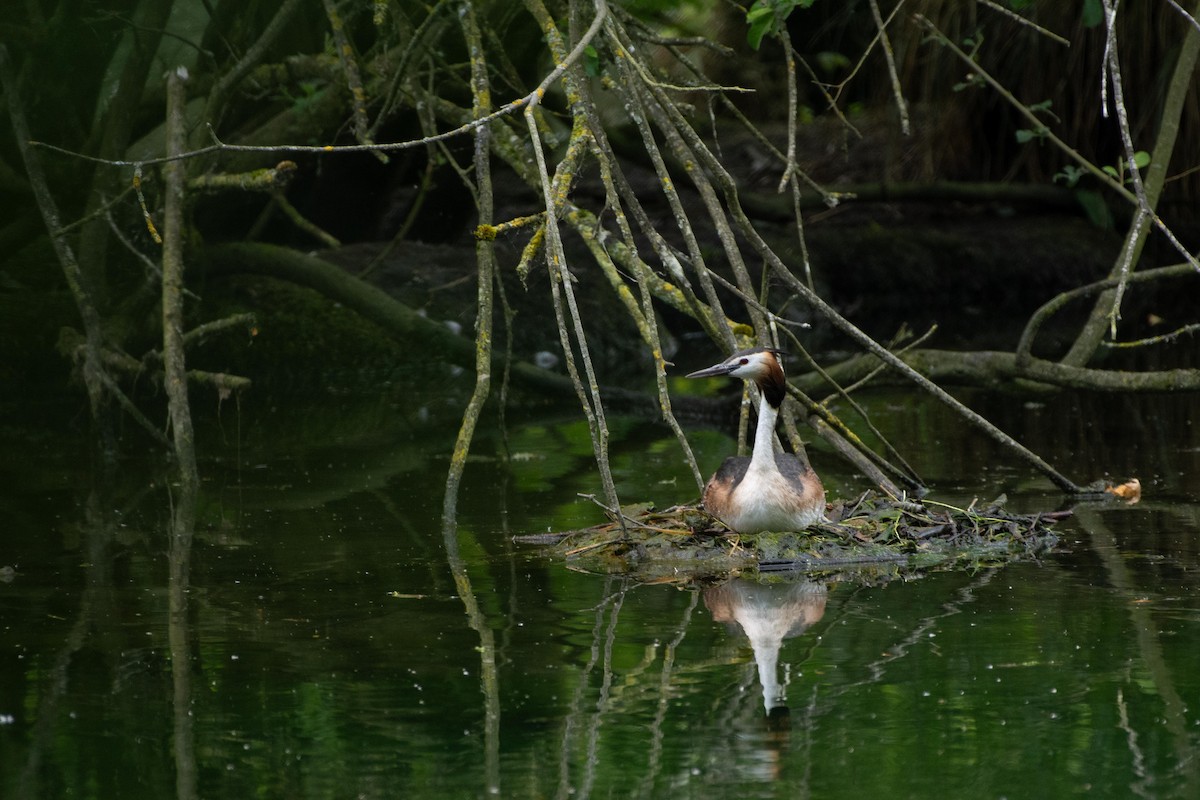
top-left (686, 363), bottom-right (737, 379)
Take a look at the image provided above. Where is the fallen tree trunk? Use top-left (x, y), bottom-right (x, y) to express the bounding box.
top-left (793, 347), bottom-right (1200, 394)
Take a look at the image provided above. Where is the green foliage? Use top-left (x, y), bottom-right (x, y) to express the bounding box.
top-left (745, 0), bottom-right (815, 51)
top-left (1054, 165), bottom-right (1088, 188)
top-left (1052, 148), bottom-right (1147, 230)
top-left (814, 50), bottom-right (851, 73)
top-left (1015, 100), bottom-right (1056, 144)
top-left (583, 44), bottom-right (602, 77)
top-left (1082, 0), bottom-right (1106, 28)
top-left (281, 80), bottom-right (327, 115)
top-left (1054, 150), bottom-right (1149, 193)
top-left (950, 30), bottom-right (985, 91)
top-left (1073, 188), bottom-right (1114, 228)
top-left (1015, 127), bottom-right (1047, 144)
top-left (1102, 150), bottom-right (1151, 183)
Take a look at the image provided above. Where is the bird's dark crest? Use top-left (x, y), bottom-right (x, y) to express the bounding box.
top-left (758, 351), bottom-right (788, 408)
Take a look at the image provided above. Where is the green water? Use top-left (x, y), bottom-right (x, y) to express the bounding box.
top-left (2, 385), bottom-right (1198, 799)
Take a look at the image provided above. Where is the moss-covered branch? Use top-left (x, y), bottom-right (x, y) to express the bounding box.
top-left (792, 348), bottom-right (1200, 394)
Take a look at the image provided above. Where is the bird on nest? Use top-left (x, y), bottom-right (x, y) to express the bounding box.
top-left (687, 347), bottom-right (826, 534)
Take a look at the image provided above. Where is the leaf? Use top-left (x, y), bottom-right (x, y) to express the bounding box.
top-left (744, 12), bottom-right (772, 50)
top-left (583, 45), bottom-right (601, 78)
top-left (1105, 478), bottom-right (1142, 503)
top-left (1015, 129), bottom-right (1038, 144)
top-left (1053, 165), bottom-right (1085, 188)
top-left (1082, 0), bottom-right (1105, 28)
top-left (1132, 150), bottom-right (1151, 169)
top-left (746, 4), bottom-right (775, 23)
top-left (745, 0), bottom-right (812, 51)
top-left (1074, 189), bottom-right (1113, 228)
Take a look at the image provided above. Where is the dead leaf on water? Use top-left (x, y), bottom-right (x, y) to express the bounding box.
top-left (1105, 478), bottom-right (1142, 504)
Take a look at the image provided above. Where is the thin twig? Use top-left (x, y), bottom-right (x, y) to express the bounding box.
top-left (1102, 2), bottom-right (1146, 336)
top-left (31, 2), bottom-right (607, 169)
top-left (824, 0), bottom-right (905, 115)
top-left (359, 154), bottom-right (439, 279)
top-left (1, 45), bottom-right (108, 422)
top-left (322, 0), bottom-right (386, 162)
top-left (978, 0), bottom-right (1071, 46)
top-left (1100, 0), bottom-right (1200, 336)
top-left (658, 89), bottom-right (1080, 489)
top-left (272, 190), bottom-right (341, 247)
top-left (1061, 0), bottom-right (1200, 365)
top-left (601, 26), bottom-right (737, 349)
top-left (774, 3), bottom-right (800, 191)
top-left (867, 0), bottom-right (910, 135)
top-left (613, 5), bottom-right (733, 56)
top-left (370, 0), bottom-right (454, 140)
top-left (53, 185), bottom-right (136, 237)
top-left (623, 59), bottom-right (769, 342)
top-left (523, 0), bottom-right (624, 530)
top-left (203, 0), bottom-right (306, 133)
top-left (1164, 0), bottom-right (1200, 35)
top-left (1099, 322), bottom-right (1200, 349)
top-left (592, 152), bottom-right (705, 492)
top-left (95, 368), bottom-right (171, 448)
top-left (915, 14), bottom-right (1135, 204)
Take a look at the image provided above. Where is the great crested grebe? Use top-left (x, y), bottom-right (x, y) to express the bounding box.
top-left (687, 347), bottom-right (825, 533)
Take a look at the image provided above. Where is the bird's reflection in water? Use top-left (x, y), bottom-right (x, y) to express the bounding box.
top-left (704, 579), bottom-right (827, 720)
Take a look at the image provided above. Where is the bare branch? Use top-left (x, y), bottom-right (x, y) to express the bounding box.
top-left (868, 0), bottom-right (910, 135)
top-left (978, 0), bottom-right (1071, 46)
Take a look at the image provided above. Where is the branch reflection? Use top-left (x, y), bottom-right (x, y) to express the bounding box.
top-left (167, 476), bottom-right (198, 800)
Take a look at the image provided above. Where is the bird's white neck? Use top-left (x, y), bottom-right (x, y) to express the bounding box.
top-left (749, 392), bottom-right (780, 473)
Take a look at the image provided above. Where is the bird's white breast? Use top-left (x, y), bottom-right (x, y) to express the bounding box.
top-left (723, 465), bottom-right (824, 533)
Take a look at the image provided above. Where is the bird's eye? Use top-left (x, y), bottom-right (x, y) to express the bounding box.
top-left (738, 358), bottom-right (749, 365)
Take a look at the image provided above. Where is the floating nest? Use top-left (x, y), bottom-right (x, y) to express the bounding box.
top-left (515, 491), bottom-right (1071, 582)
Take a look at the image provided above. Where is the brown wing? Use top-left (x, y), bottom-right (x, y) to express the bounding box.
top-left (702, 456), bottom-right (750, 518)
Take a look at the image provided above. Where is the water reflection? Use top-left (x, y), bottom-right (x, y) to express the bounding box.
top-left (704, 579), bottom-right (827, 716)
top-left (4, 389), bottom-right (1200, 799)
top-left (168, 477), bottom-right (198, 800)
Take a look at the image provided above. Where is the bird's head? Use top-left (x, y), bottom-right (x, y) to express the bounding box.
top-left (686, 347), bottom-right (788, 407)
